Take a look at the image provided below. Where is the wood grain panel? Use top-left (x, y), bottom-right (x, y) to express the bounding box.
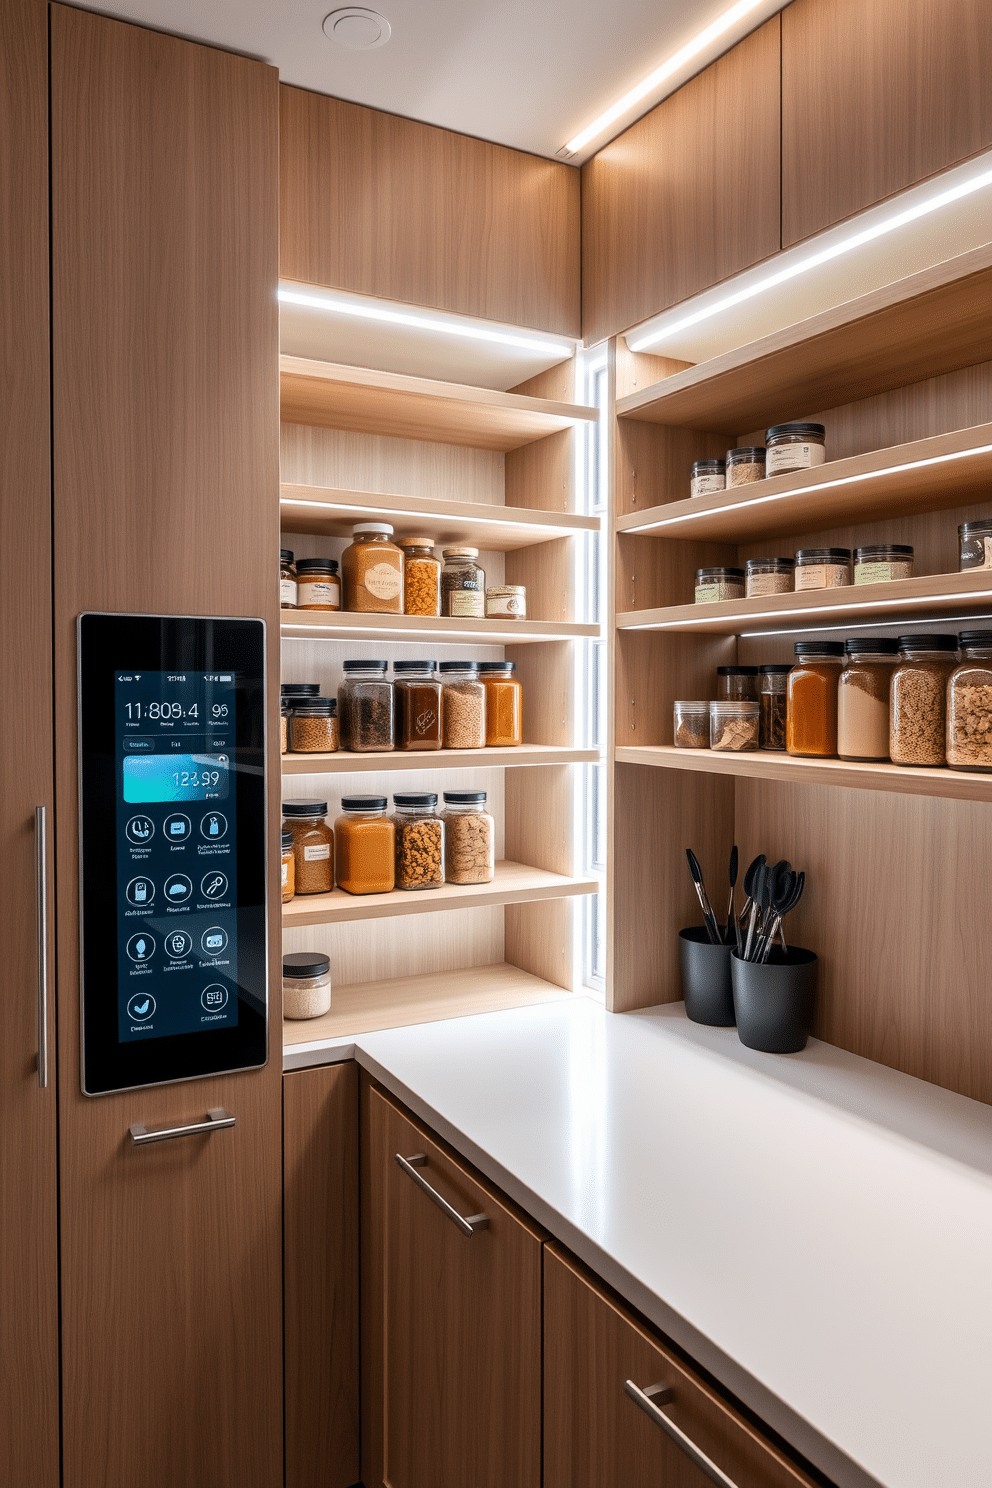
top-left (0, 1), bottom-right (60, 1482)
top-left (783, 0), bottom-right (992, 246)
top-left (50, 10), bottom-right (282, 1486)
top-left (279, 85), bottom-right (581, 336)
top-left (281, 422), bottom-right (506, 507)
top-left (581, 18), bottom-right (781, 347)
top-left (284, 1063), bottom-right (360, 1488)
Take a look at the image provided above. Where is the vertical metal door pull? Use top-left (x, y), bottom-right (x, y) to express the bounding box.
top-left (35, 806), bottom-right (49, 1088)
top-left (395, 1152), bottom-right (489, 1236)
top-left (129, 1108), bottom-right (236, 1145)
top-left (624, 1379), bottom-right (742, 1488)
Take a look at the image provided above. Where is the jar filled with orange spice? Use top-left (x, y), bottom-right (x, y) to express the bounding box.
top-left (479, 661), bottom-right (522, 747)
top-left (786, 641), bottom-right (844, 757)
top-left (340, 523), bottom-right (404, 613)
top-left (334, 796), bottom-right (395, 894)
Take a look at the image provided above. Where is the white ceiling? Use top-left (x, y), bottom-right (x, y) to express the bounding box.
top-left (80, 0), bottom-right (786, 162)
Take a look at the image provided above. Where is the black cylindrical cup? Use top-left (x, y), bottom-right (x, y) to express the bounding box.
top-left (679, 927), bottom-right (735, 1026)
top-left (730, 947), bottom-right (818, 1053)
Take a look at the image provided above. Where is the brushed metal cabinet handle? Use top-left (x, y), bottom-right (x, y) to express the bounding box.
top-left (395, 1152), bottom-right (489, 1237)
top-left (35, 806), bottom-right (49, 1089)
top-left (624, 1379), bottom-right (741, 1488)
top-left (129, 1107), bottom-right (236, 1146)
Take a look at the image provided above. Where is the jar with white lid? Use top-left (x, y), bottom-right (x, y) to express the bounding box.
top-left (764, 423), bottom-right (826, 476)
top-left (341, 523), bottom-right (404, 613)
top-left (282, 951), bottom-right (331, 1020)
top-left (441, 548), bottom-right (485, 618)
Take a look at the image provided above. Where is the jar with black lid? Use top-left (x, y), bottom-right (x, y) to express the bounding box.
top-left (716, 666), bottom-right (759, 702)
top-left (853, 545), bottom-right (914, 585)
top-left (295, 557), bottom-right (341, 611)
top-left (959, 519), bottom-right (992, 572)
top-left (690, 460), bottom-right (726, 499)
top-left (746, 557), bottom-right (795, 597)
top-left (759, 664), bottom-right (791, 751)
top-left (280, 549), bottom-right (297, 609)
top-left (393, 660), bottom-right (442, 750)
top-left (794, 548), bottom-right (851, 591)
top-left (694, 567), bottom-right (745, 603)
top-left (287, 697), bottom-right (339, 753)
top-left (391, 792), bottom-right (445, 891)
top-left (282, 951), bottom-right (331, 1020)
top-left (764, 423), bottom-right (826, 477)
top-left (725, 447), bottom-right (765, 487)
top-left (442, 791), bottom-right (494, 884)
top-left (837, 638), bottom-right (899, 762)
top-left (282, 799), bottom-right (333, 895)
top-left (281, 828), bottom-right (295, 903)
top-left (947, 631), bottom-right (992, 772)
top-left (439, 661), bottom-right (486, 749)
top-left (786, 641), bottom-right (844, 757)
top-left (890, 634), bottom-right (958, 767)
top-left (281, 682), bottom-right (320, 700)
top-left (338, 660), bottom-right (394, 752)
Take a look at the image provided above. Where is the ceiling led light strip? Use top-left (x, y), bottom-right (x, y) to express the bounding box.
top-left (278, 289), bottom-right (573, 358)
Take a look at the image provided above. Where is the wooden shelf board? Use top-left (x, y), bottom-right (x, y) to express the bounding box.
top-left (280, 483), bottom-right (599, 551)
top-left (282, 859), bottom-right (597, 927)
top-left (279, 355), bottom-right (598, 451)
top-left (282, 744), bottom-right (599, 775)
top-left (616, 569), bottom-right (992, 636)
top-left (281, 962), bottom-right (571, 1046)
top-left (616, 423), bottom-right (992, 543)
top-left (281, 610), bottom-right (599, 643)
top-left (616, 244), bottom-right (992, 432)
top-left (614, 744), bottom-right (992, 803)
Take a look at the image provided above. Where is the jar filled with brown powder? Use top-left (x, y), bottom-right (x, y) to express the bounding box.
top-left (282, 800), bottom-right (334, 895)
top-left (890, 634), bottom-right (958, 767)
top-left (786, 641), bottom-right (844, 757)
top-left (393, 660), bottom-right (442, 750)
top-left (334, 797), bottom-right (395, 894)
top-left (341, 523), bottom-right (404, 613)
top-left (837, 638), bottom-right (898, 762)
top-left (478, 661), bottom-right (522, 746)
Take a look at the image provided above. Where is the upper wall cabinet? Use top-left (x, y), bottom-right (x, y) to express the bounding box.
top-left (580, 17), bottom-right (781, 348)
top-left (782, 0), bottom-right (992, 246)
top-left (279, 86), bottom-right (581, 337)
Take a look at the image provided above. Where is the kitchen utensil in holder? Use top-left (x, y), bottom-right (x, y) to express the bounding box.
top-left (730, 947), bottom-right (818, 1053)
top-left (679, 928), bottom-right (735, 1027)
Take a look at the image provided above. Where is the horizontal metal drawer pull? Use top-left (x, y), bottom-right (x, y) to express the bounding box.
top-left (395, 1152), bottom-right (489, 1237)
top-left (625, 1380), bottom-right (741, 1488)
top-left (129, 1107), bottom-right (236, 1146)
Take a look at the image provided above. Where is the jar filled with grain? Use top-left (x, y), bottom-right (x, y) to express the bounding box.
top-left (442, 791), bottom-right (495, 884)
top-left (391, 793), bottom-right (445, 891)
top-left (694, 567), bottom-right (745, 603)
top-left (287, 696), bottom-right (339, 753)
top-left (709, 701), bottom-right (759, 751)
top-left (341, 523), bottom-right (404, 613)
top-left (689, 459), bottom-right (725, 499)
top-left (759, 665), bottom-right (790, 752)
top-left (786, 641), bottom-right (844, 757)
top-left (393, 660), bottom-right (442, 749)
top-left (280, 549), bottom-right (297, 609)
top-left (280, 696), bottom-right (291, 755)
top-left (398, 537), bottom-right (442, 617)
top-left (281, 828), bottom-right (295, 903)
top-left (282, 800), bottom-right (334, 896)
top-left (716, 666), bottom-right (759, 702)
top-left (478, 660), bottom-right (522, 746)
top-left (794, 548), bottom-right (852, 591)
top-left (764, 423), bottom-right (826, 476)
top-left (441, 548), bottom-right (486, 618)
top-left (837, 638), bottom-right (898, 762)
top-left (890, 634), bottom-right (958, 767)
top-left (282, 952), bottom-right (331, 1020)
top-left (439, 661), bottom-right (486, 749)
top-left (947, 631), bottom-right (992, 773)
top-left (853, 545), bottom-right (914, 585)
top-left (334, 796), bottom-right (395, 894)
top-left (745, 557), bottom-right (795, 597)
top-left (295, 557), bottom-right (341, 611)
top-left (338, 660), bottom-right (395, 752)
top-left (725, 447), bottom-right (766, 487)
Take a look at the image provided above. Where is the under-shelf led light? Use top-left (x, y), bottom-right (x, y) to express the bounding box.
top-left (740, 610), bottom-right (992, 639)
top-left (619, 590), bottom-right (992, 633)
top-left (278, 288), bottom-right (574, 358)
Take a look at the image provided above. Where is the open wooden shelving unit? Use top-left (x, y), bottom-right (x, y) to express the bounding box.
top-left (282, 743), bottom-right (599, 775)
top-left (282, 611), bottom-right (598, 643)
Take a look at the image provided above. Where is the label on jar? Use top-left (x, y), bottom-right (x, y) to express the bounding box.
top-left (795, 564), bottom-right (851, 590)
top-left (303, 843), bottom-right (330, 861)
top-left (297, 578), bottom-right (340, 608)
top-left (363, 563), bottom-right (402, 601)
top-left (746, 573), bottom-right (792, 597)
top-left (690, 473), bottom-right (726, 498)
top-left (766, 443), bottom-right (826, 476)
top-left (280, 577), bottom-right (297, 605)
top-left (854, 561), bottom-right (913, 585)
top-left (281, 860), bottom-right (289, 886)
top-left (486, 594), bottom-right (526, 617)
top-left (694, 582), bottom-right (743, 604)
top-left (450, 592), bottom-right (485, 617)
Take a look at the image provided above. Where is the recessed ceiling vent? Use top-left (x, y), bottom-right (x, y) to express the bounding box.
top-left (323, 7), bottom-right (392, 50)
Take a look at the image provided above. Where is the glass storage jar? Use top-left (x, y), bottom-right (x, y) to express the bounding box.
top-left (279, 549), bottom-right (297, 609)
top-left (393, 660), bottom-right (442, 750)
top-left (853, 545), bottom-right (914, 585)
top-left (441, 547), bottom-right (486, 618)
top-left (786, 641), bottom-right (844, 757)
top-left (338, 661), bottom-right (394, 752)
top-left (334, 797), bottom-right (395, 894)
top-left (837, 638), bottom-right (898, 762)
top-left (295, 557), bottom-right (340, 611)
top-left (391, 793), bottom-right (445, 891)
top-left (947, 631), bottom-right (992, 773)
top-left (764, 423), bottom-right (826, 476)
top-left (709, 700), bottom-right (759, 751)
top-left (288, 697), bottom-right (338, 753)
top-left (746, 557), bottom-right (795, 597)
top-left (442, 791), bottom-right (495, 884)
top-left (725, 447), bottom-right (766, 487)
top-left (282, 800), bottom-right (334, 895)
top-left (695, 567), bottom-right (745, 603)
top-left (341, 523), bottom-right (404, 613)
top-left (280, 696), bottom-right (291, 755)
top-left (890, 635), bottom-right (958, 767)
top-left (716, 665), bottom-right (759, 702)
top-left (281, 828), bottom-right (295, 903)
top-left (439, 662), bottom-right (486, 748)
top-left (282, 952), bottom-right (331, 1020)
top-left (479, 661), bottom-right (522, 746)
top-left (673, 701), bottom-right (709, 749)
top-left (759, 664), bottom-right (791, 752)
top-left (690, 459), bottom-right (725, 498)
top-left (794, 548), bottom-right (851, 591)
top-left (485, 586), bottom-right (526, 620)
top-left (281, 682), bottom-right (320, 702)
top-left (397, 537), bottom-right (442, 617)
top-left (958, 519), bottom-right (992, 572)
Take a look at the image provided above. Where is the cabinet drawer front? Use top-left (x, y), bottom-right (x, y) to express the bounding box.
top-left (545, 1247), bottom-right (818, 1488)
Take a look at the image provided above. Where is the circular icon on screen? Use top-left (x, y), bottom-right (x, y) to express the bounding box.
top-left (126, 876), bottom-right (155, 907)
top-left (200, 872), bottom-right (228, 901)
top-left (200, 984), bottom-right (229, 1012)
top-left (127, 993), bottom-right (156, 1022)
top-left (200, 811), bottom-right (228, 842)
top-left (125, 815), bottom-right (155, 845)
top-left (163, 813), bottom-right (192, 842)
top-left (164, 930), bottom-right (193, 960)
top-left (126, 932), bottom-right (156, 963)
top-left (164, 873), bottom-right (192, 903)
top-left (200, 926), bottom-right (229, 957)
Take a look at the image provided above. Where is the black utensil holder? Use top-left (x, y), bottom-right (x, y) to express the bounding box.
top-left (679, 927), bottom-right (735, 1026)
top-left (730, 947), bottom-right (818, 1053)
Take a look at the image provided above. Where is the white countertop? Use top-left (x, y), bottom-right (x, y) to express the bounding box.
top-left (284, 996), bottom-right (992, 1488)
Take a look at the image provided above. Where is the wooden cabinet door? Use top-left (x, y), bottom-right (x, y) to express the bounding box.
top-left (284, 1064), bottom-right (360, 1488)
top-left (365, 1086), bottom-right (542, 1488)
top-left (545, 1247), bottom-right (819, 1488)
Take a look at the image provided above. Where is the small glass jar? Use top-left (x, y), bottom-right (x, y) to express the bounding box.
top-left (725, 447), bottom-right (766, 487)
top-left (281, 828), bottom-right (295, 903)
top-left (479, 661), bottom-right (522, 746)
top-left (442, 791), bottom-right (495, 884)
top-left (673, 701), bottom-right (709, 749)
top-left (288, 697), bottom-right (339, 753)
top-left (837, 638), bottom-right (899, 762)
top-left (716, 665), bottom-right (759, 702)
top-left (338, 661), bottom-right (394, 752)
top-left (295, 557), bottom-right (341, 611)
top-left (439, 662), bottom-right (486, 749)
top-left (282, 800), bottom-right (334, 895)
top-left (786, 641), bottom-right (844, 757)
top-left (485, 586), bottom-right (527, 620)
top-left (334, 797), bottom-right (395, 894)
top-left (958, 519), bottom-right (992, 572)
top-left (281, 682), bottom-right (320, 703)
top-left (759, 665), bottom-right (790, 752)
top-left (709, 700), bottom-right (759, 751)
top-left (794, 548), bottom-right (852, 591)
top-left (947, 631), bottom-right (992, 773)
top-left (391, 793), bottom-right (445, 891)
top-left (393, 661), bottom-right (443, 750)
top-left (746, 557), bottom-right (795, 597)
top-left (690, 460), bottom-right (725, 499)
top-left (282, 952), bottom-right (331, 1020)
top-left (890, 635), bottom-right (958, 767)
top-left (280, 548), bottom-right (297, 609)
top-left (854, 545), bottom-right (914, 585)
top-left (280, 697), bottom-right (291, 755)
top-left (695, 567), bottom-right (745, 603)
top-left (398, 537), bottom-right (442, 617)
top-left (441, 548), bottom-right (486, 618)
top-left (764, 423), bottom-right (826, 477)
top-left (341, 523), bottom-right (404, 613)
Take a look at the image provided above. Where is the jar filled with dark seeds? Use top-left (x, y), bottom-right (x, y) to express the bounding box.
top-left (337, 660), bottom-right (394, 752)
